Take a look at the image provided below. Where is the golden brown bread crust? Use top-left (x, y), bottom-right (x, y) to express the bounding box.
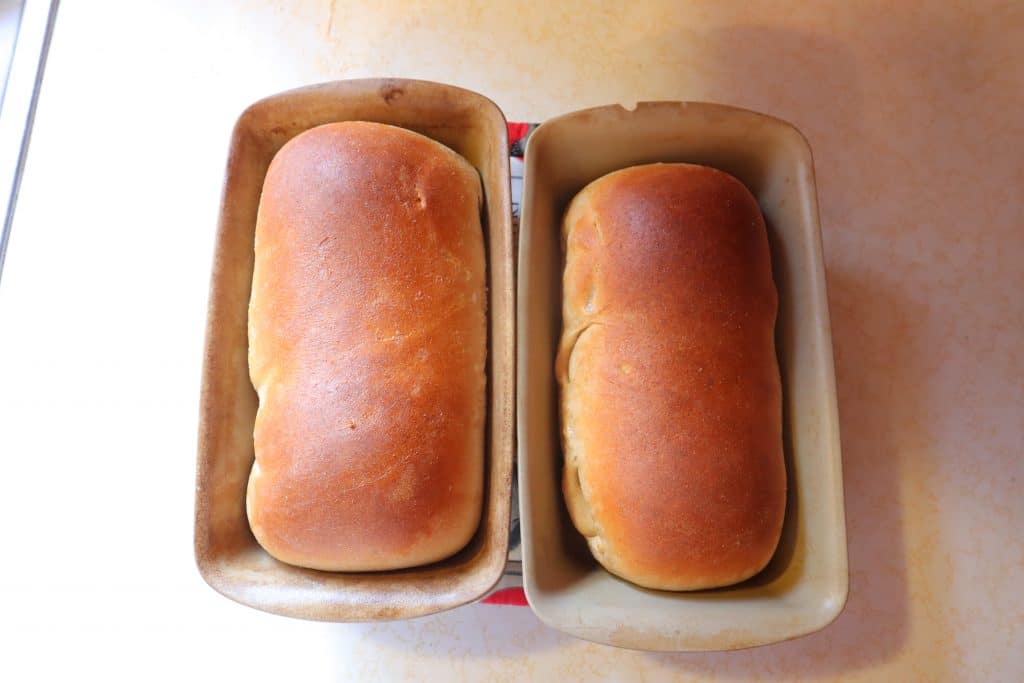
top-left (557, 163), bottom-right (785, 591)
top-left (246, 121), bottom-right (485, 571)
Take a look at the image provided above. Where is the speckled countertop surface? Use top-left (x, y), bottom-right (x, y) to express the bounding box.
top-left (0, 1), bottom-right (1020, 680)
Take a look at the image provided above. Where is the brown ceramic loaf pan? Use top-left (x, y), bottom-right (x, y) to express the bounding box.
top-left (194, 79), bottom-right (515, 621)
top-left (517, 102), bottom-right (848, 651)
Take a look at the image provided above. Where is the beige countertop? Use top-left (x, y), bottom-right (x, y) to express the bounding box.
top-left (0, 1), bottom-right (1019, 680)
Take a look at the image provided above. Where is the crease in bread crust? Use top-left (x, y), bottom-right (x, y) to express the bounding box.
top-left (556, 323), bottom-right (602, 541)
top-left (556, 203), bottom-right (609, 556)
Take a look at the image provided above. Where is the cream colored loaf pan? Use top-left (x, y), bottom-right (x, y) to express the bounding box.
top-left (517, 102), bottom-right (848, 651)
top-left (195, 79), bottom-right (514, 621)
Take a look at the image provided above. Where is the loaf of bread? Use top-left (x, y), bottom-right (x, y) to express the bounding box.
top-left (556, 163), bottom-right (785, 591)
top-left (246, 121), bottom-right (486, 572)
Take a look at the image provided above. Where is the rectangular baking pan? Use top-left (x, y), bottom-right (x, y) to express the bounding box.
top-left (194, 79), bottom-right (515, 621)
top-left (517, 102), bottom-right (848, 651)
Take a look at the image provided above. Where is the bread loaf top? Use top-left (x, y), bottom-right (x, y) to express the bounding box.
top-left (246, 121), bottom-right (487, 572)
top-left (557, 163), bottom-right (786, 591)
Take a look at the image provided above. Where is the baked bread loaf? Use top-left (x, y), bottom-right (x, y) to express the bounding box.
top-left (246, 121), bottom-right (486, 571)
top-left (556, 163), bottom-right (785, 591)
